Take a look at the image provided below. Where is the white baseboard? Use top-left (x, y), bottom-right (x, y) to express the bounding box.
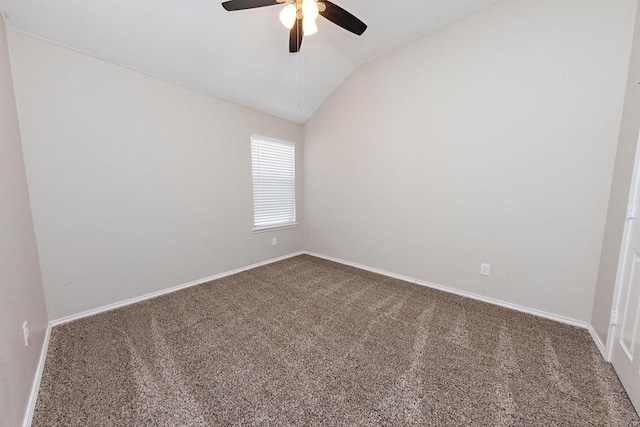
top-left (304, 251), bottom-right (592, 330)
top-left (50, 251), bottom-right (304, 326)
top-left (588, 324), bottom-right (608, 360)
top-left (23, 323), bottom-right (52, 427)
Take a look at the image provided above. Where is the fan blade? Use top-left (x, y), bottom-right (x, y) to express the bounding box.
top-left (289, 17), bottom-right (303, 53)
top-left (222, 0), bottom-right (280, 11)
top-left (319, 0), bottom-right (367, 36)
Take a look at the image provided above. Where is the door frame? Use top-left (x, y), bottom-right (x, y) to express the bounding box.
top-left (606, 131), bottom-right (640, 361)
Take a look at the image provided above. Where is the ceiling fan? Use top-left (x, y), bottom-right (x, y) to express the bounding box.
top-left (221, 0), bottom-right (367, 53)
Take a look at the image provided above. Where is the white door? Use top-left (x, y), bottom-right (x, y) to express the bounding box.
top-left (611, 147), bottom-right (640, 414)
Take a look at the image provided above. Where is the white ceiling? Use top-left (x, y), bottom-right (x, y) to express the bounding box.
top-left (0, 0), bottom-right (499, 123)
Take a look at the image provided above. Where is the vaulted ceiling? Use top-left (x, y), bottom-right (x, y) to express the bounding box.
top-left (0, 0), bottom-right (499, 123)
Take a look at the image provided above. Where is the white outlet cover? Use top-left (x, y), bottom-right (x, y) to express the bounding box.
top-left (272, 237), bottom-right (278, 246)
top-left (480, 263), bottom-right (491, 276)
top-left (22, 321), bottom-right (29, 346)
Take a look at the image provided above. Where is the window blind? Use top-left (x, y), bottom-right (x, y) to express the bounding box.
top-left (251, 136), bottom-right (296, 230)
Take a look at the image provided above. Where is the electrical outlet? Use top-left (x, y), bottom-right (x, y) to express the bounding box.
top-left (480, 263), bottom-right (491, 276)
top-left (22, 321), bottom-right (29, 346)
top-left (272, 237), bottom-right (278, 246)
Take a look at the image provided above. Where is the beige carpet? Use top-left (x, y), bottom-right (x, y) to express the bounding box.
top-left (33, 255), bottom-right (639, 426)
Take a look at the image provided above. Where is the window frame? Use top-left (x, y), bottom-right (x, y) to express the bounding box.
top-left (250, 134), bottom-right (298, 233)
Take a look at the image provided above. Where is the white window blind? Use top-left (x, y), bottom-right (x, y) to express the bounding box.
top-left (251, 136), bottom-right (296, 231)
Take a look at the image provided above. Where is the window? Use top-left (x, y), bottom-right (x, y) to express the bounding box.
top-left (251, 135), bottom-right (297, 231)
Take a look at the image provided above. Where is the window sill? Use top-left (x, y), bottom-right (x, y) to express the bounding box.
top-left (253, 223), bottom-right (298, 233)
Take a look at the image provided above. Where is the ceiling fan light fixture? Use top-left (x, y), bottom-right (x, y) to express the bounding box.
top-left (279, 3), bottom-right (297, 29)
top-left (302, 16), bottom-right (318, 36)
top-left (302, 0), bottom-right (319, 20)
top-left (222, 0), bottom-right (368, 52)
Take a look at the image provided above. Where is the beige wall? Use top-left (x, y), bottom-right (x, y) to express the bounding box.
top-left (304, 0), bottom-right (636, 322)
top-left (0, 17), bottom-right (49, 427)
top-left (8, 31), bottom-right (304, 321)
top-left (592, 6), bottom-right (640, 345)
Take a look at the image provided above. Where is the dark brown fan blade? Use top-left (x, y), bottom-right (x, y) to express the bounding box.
top-left (222, 0), bottom-right (280, 11)
top-left (289, 17), bottom-right (303, 53)
top-left (319, 0), bottom-right (367, 35)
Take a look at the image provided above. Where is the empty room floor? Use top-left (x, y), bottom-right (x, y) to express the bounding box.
top-left (32, 255), bottom-right (640, 426)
